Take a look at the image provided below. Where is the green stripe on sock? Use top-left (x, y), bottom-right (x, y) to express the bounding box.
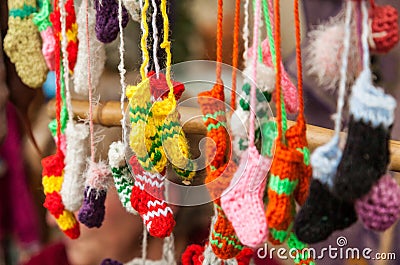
top-left (9, 4), bottom-right (37, 18)
top-left (268, 175), bottom-right (298, 195)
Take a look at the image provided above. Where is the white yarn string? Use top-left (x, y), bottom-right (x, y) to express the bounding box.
top-left (361, 0), bottom-right (370, 72)
top-left (118, 0), bottom-right (128, 149)
top-left (151, 0), bottom-right (160, 78)
top-left (242, 0), bottom-right (250, 60)
top-left (59, 0), bottom-right (74, 125)
top-left (333, 0), bottom-right (352, 137)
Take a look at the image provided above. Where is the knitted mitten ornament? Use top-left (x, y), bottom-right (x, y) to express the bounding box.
top-left (333, 69), bottom-right (396, 202)
top-left (355, 173), bottom-right (400, 231)
top-left (74, 1), bottom-right (106, 96)
top-left (78, 161), bottom-right (112, 228)
top-left (129, 155), bottom-right (175, 238)
top-left (368, 0), bottom-right (399, 54)
top-left (33, 0), bottom-right (56, 70)
top-left (41, 151), bottom-right (80, 239)
top-left (122, 0), bottom-right (141, 22)
top-left (108, 141), bottom-right (137, 214)
top-left (60, 122), bottom-right (89, 212)
top-left (50, 0), bottom-right (78, 73)
top-left (4, 0), bottom-right (48, 88)
top-left (94, 0), bottom-right (129, 43)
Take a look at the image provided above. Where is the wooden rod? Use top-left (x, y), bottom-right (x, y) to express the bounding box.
top-left (47, 99), bottom-right (400, 172)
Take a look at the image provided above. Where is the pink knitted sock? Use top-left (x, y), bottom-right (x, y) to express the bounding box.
top-left (221, 146), bottom-right (271, 248)
top-left (129, 156), bottom-right (175, 238)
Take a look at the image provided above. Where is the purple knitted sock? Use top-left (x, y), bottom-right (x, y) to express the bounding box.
top-left (78, 186), bottom-right (107, 228)
top-left (101, 258), bottom-right (123, 265)
top-left (94, 0), bottom-right (129, 43)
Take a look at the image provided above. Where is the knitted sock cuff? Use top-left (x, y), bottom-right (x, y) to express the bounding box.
top-left (349, 70), bottom-right (396, 128)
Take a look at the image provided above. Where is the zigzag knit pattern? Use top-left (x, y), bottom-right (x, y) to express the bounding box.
top-left (41, 151), bottom-right (80, 239)
top-left (4, 0), bottom-right (48, 88)
top-left (129, 156), bottom-right (175, 237)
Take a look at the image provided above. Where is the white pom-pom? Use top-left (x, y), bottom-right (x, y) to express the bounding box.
top-left (306, 15), bottom-right (359, 90)
top-left (61, 122), bottom-right (89, 212)
top-left (74, 2), bottom-right (106, 96)
top-left (243, 61), bottom-right (275, 93)
top-left (230, 107), bottom-right (249, 138)
top-left (108, 141), bottom-right (126, 168)
top-left (85, 160), bottom-right (112, 191)
top-left (122, 0), bottom-right (141, 22)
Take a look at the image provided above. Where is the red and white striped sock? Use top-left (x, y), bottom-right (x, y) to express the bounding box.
top-left (129, 156), bottom-right (175, 238)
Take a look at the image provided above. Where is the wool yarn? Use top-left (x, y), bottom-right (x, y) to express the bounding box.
top-left (60, 122), bottom-right (89, 212)
top-left (368, 2), bottom-right (399, 54)
top-left (33, 0), bottom-right (56, 70)
top-left (333, 69), bottom-right (396, 202)
top-left (41, 151), bottom-right (80, 239)
top-left (74, 1), bottom-right (106, 96)
top-left (122, 0), bottom-right (141, 22)
top-left (355, 173), bottom-right (400, 231)
top-left (242, 59), bottom-right (275, 93)
top-left (287, 232), bottom-right (315, 265)
top-left (94, 0), bottom-right (129, 43)
top-left (78, 160), bottom-right (113, 228)
top-left (108, 141), bottom-right (137, 214)
top-left (129, 156), bottom-right (175, 238)
top-left (4, 0), bottom-right (48, 88)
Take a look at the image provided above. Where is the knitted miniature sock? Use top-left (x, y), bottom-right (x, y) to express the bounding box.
top-left (286, 121), bottom-right (311, 206)
top-left (152, 93), bottom-right (196, 183)
top-left (108, 141), bottom-right (137, 214)
top-left (221, 146), bottom-right (270, 248)
top-left (355, 173), bottom-right (400, 231)
top-left (32, 0), bottom-right (56, 70)
top-left (294, 179), bottom-right (357, 244)
top-left (74, 1), bottom-right (106, 96)
top-left (94, 0), bottom-right (129, 43)
top-left (368, 1), bottom-right (399, 54)
top-left (333, 70), bottom-right (396, 202)
top-left (41, 151), bottom-right (80, 239)
top-left (122, 0), bottom-right (141, 22)
top-left (78, 161), bottom-right (112, 228)
top-left (4, 0), bottom-right (48, 88)
top-left (129, 156), bottom-right (175, 238)
top-left (50, 0), bottom-right (78, 73)
top-left (266, 143), bottom-right (303, 243)
top-left (286, 232), bottom-right (315, 265)
top-left (60, 122), bottom-right (89, 212)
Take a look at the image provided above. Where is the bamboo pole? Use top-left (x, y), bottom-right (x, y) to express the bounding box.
top-left (47, 99), bottom-right (400, 172)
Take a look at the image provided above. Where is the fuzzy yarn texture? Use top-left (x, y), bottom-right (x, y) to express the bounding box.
top-left (333, 70), bottom-right (396, 202)
top-left (78, 160), bottom-right (112, 228)
top-left (33, 0), bottom-right (56, 70)
top-left (122, 0), bottom-right (141, 22)
top-left (49, 0), bottom-right (78, 73)
top-left (261, 39), bottom-right (298, 114)
top-left (129, 156), bottom-right (175, 238)
top-left (60, 122), bottom-right (89, 212)
top-left (4, 0), bottom-right (48, 88)
top-left (355, 174), bottom-right (400, 231)
top-left (242, 60), bottom-right (275, 93)
top-left (305, 17), bottom-right (359, 90)
top-left (108, 141), bottom-right (137, 214)
top-left (94, 0), bottom-right (129, 43)
top-left (74, 1), bottom-right (106, 96)
top-left (369, 4), bottom-right (399, 54)
top-left (221, 147), bottom-right (270, 248)
top-left (41, 151), bottom-right (80, 239)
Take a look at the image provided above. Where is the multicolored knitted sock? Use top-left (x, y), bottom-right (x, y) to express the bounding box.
top-left (50, 0), bottom-right (78, 73)
top-left (78, 161), bottom-right (112, 228)
top-left (355, 173), bottom-right (400, 231)
top-left (74, 0), bottom-right (106, 96)
top-left (368, 0), bottom-right (399, 54)
top-left (4, 0), bottom-right (48, 88)
top-left (129, 156), bottom-right (175, 237)
top-left (94, 0), bottom-right (129, 43)
top-left (333, 69), bottom-right (396, 202)
top-left (33, 0), bottom-right (56, 70)
top-left (60, 122), bottom-right (89, 212)
top-left (108, 141), bottom-right (137, 214)
top-left (41, 151), bottom-right (80, 239)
